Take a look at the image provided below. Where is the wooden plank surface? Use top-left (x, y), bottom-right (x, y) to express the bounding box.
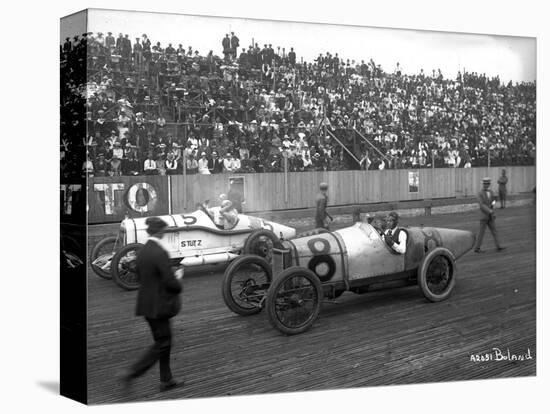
top-left (86, 204), bottom-right (536, 404)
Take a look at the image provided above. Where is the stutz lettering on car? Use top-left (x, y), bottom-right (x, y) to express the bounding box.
top-left (421, 228), bottom-right (443, 252)
top-left (306, 237), bottom-right (336, 281)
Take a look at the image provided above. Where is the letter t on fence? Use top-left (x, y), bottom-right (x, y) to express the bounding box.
top-left (93, 183), bottom-right (125, 215)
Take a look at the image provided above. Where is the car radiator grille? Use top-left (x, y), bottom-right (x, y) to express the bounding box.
top-left (272, 247), bottom-right (292, 275)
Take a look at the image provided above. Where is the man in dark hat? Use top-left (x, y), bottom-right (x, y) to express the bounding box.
top-left (383, 211), bottom-right (407, 254)
top-left (122, 217), bottom-right (184, 392)
top-left (315, 182), bottom-right (332, 229)
top-left (474, 177), bottom-right (506, 253)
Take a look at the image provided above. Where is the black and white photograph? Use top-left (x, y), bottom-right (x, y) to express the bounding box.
top-left (58, 6), bottom-right (539, 404)
top-left (7, 1), bottom-right (548, 413)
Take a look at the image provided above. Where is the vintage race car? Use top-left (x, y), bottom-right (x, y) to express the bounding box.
top-left (90, 206), bottom-right (296, 290)
top-left (221, 221), bottom-right (476, 335)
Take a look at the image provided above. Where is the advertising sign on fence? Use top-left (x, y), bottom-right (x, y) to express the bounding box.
top-left (87, 176), bottom-right (169, 223)
top-left (408, 171), bottom-right (420, 193)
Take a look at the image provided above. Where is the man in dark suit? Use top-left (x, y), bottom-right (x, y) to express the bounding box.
top-left (230, 32), bottom-right (239, 60)
top-left (497, 169), bottom-right (508, 209)
top-left (208, 151), bottom-right (224, 174)
top-left (222, 34), bottom-right (230, 60)
top-left (315, 182), bottom-right (332, 229)
top-left (123, 217), bottom-right (183, 392)
top-left (474, 177), bottom-right (506, 253)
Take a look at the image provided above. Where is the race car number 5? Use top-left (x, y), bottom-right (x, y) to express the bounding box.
top-left (181, 239), bottom-right (202, 247)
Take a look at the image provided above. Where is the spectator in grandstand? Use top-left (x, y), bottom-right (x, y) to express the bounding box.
top-left (77, 29), bottom-right (535, 177)
top-left (198, 152), bottom-right (210, 174)
top-left (288, 47), bottom-right (296, 67)
top-left (109, 141), bottom-right (124, 176)
top-left (144, 151), bottom-right (157, 175)
top-left (222, 34), bottom-right (231, 60)
top-left (122, 150), bottom-right (141, 176)
top-left (104, 32), bottom-right (115, 51)
top-left (186, 153), bottom-right (199, 174)
top-left (82, 154), bottom-right (94, 177)
top-left (230, 32), bottom-right (239, 60)
top-left (359, 150), bottom-right (371, 170)
top-left (95, 154), bottom-right (109, 177)
top-left (165, 152), bottom-right (178, 175)
top-left (223, 152), bottom-right (236, 173)
top-left (209, 151), bottom-right (224, 174)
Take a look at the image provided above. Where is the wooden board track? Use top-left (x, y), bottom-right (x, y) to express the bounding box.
top-left (86, 204), bottom-right (536, 404)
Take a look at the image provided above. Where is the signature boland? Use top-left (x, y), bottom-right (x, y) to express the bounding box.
top-left (470, 348), bottom-right (534, 363)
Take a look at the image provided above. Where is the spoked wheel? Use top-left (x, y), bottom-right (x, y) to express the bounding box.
top-left (90, 236), bottom-right (120, 279)
top-left (222, 255), bottom-right (272, 316)
top-left (266, 267), bottom-right (323, 335)
top-left (418, 247), bottom-right (456, 302)
top-left (243, 230), bottom-right (281, 264)
top-left (111, 243), bottom-right (143, 290)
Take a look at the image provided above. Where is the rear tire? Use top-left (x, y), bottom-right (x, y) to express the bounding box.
top-left (418, 247), bottom-right (456, 302)
top-left (243, 229), bottom-right (281, 263)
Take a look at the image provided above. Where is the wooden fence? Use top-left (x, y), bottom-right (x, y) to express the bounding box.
top-left (169, 166), bottom-right (535, 213)
top-left (84, 167), bottom-right (535, 223)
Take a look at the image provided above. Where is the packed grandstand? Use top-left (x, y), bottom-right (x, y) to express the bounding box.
top-left (60, 31), bottom-right (536, 178)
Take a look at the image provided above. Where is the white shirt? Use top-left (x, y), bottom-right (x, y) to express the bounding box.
top-left (144, 159), bottom-right (156, 171)
top-left (198, 158), bottom-right (210, 174)
top-left (386, 227), bottom-right (407, 254)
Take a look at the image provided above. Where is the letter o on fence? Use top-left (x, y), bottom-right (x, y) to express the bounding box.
top-left (127, 183), bottom-right (158, 213)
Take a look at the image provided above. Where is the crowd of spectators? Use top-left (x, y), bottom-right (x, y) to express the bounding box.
top-left (61, 30), bottom-right (536, 178)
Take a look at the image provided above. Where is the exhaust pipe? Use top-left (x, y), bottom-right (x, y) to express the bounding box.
top-left (180, 252), bottom-right (239, 267)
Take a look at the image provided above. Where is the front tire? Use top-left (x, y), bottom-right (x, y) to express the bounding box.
top-left (266, 267), bottom-right (323, 335)
top-left (222, 255), bottom-right (272, 316)
top-left (418, 247), bottom-right (456, 302)
top-left (111, 243), bottom-right (143, 290)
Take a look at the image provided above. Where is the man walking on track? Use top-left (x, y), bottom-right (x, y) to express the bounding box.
top-left (474, 177), bottom-right (506, 253)
top-left (315, 182), bottom-right (332, 230)
top-left (122, 217), bottom-right (184, 392)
